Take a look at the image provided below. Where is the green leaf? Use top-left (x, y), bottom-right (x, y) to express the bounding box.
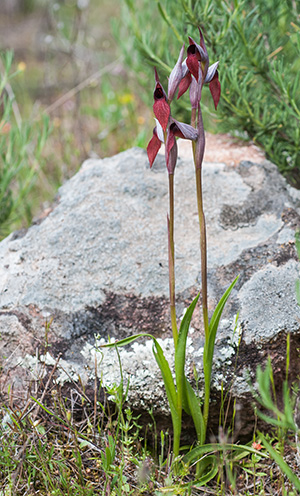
top-left (99, 333), bottom-right (150, 348)
top-left (175, 294), bottom-right (200, 415)
top-left (192, 455), bottom-right (218, 487)
top-left (260, 433), bottom-right (300, 492)
top-left (152, 338), bottom-right (180, 424)
top-left (184, 378), bottom-right (205, 444)
top-left (183, 443), bottom-right (269, 466)
top-left (203, 276), bottom-right (239, 400)
top-left (152, 338), bottom-right (181, 456)
top-left (100, 332), bottom-right (181, 454)
top-left (156, 2), bottom-right (184, 43)
top-left (208, 276), bottom-right (239, 340)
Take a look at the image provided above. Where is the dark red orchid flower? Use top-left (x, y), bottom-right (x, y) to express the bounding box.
top-left (177, 28), bottom-right (221, 110)
top-left (147, 118), bottom-right (198, 172)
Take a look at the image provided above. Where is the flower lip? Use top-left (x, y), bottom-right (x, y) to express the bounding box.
top-left (209, 71), bottom-right (221, 110)
top-left (177, 71), bottom-right (192, 99)
top-left (186, 52), bottom-right (200, 81)
top-left (165, 130), bottom-right (177, 175)
top-left (147, 127), bottom-right (162, 167)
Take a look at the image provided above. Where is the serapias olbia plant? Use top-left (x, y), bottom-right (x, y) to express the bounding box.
top-left (102, 28), bottom-right (239, 479)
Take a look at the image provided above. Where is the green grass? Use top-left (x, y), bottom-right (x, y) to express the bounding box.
top-left (1, 359), bottom-right (300, 495)
top-left (0, 0), bottom-right (153, 239)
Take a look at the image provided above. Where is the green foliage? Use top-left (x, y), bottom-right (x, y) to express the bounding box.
top-left (255, 356), bottom-right (295, 431)
top-left (101, 277), bottom-right (238, 479)
top-left (117, 0), bottom-right (300, 182)
top-left (0, 382), bottom-right (147, 495)
top-left (0, 51), bottom-right (50, 238)
top-left (254, 337), bottom-right (300, 492)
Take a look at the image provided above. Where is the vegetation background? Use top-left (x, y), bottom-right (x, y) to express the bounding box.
top-left (0, 0), bottom-right (152, 239)
top-left (1, 0), bottom-right (300, 240)
top-left (1, 1), bottom-right (300, 494)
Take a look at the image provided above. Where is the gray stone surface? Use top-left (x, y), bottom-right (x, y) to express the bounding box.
top-left (0, 146), bottom-right (300, 434)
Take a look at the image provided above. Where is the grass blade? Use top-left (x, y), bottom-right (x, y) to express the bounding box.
top-left (152, 338), bottom-right (181, 456)
top-left (183, 443), bottom-right (269, 465)
top-left (99, 333), bottom-right (150, 348)
top-left (175, 294), bottom-right (200, 415)
top-left (260, 433), bottom-right (300, 492)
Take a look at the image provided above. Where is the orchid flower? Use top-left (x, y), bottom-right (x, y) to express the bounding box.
top-left (147, 70), bottom-right (198, 173)
top-left (177, 28), bottom-right (221, 110)
top-left (147, 117), bottom-right (198, 173)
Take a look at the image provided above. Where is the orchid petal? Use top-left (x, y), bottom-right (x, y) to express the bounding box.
top-left (189, 70), bottom-right (202, 109)
top-left (165, 130), bottom-right (178, 175)
top-left (181, 59), bottom-right (189, 78)
top-left (168, 44), bottom-right (185, 102)
top-left (154, 118), bottom-right (164, 143)
top-left (186, 52), bottom-right (200, 81)
top-left (209, 71), bottom-right (221, 110)
top-left (147, 129), bottom-right (162, 167)
top-left (198, 28), bottom-right (209, 60)
top-left (177, 72), bottom-right (192, 99)
top-left (190, 28), bottom-right (209, 79)
top-left (194, 107), bottom-right (205, 170)
top-left (170, 119), bottom-right (198, 141)
top-left (204, 61), bottom-right (219, 83)
top-left (153, 99), bottom-right (170, 131)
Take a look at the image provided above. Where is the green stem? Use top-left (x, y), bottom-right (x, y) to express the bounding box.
top-left (168, 173), bottom-right (178, 348)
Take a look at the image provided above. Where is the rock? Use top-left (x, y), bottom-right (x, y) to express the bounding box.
top-left (0, 146), bottom-right (300, 439)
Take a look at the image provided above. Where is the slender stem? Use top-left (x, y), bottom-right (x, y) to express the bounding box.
top-left (195, 167), bottom-right (209, 340)
top-left (192, 105), bottom-right (209, 341)
top-left (191, 105), bottom-right (210, 453)
top-left (169, 173), bottom-right (181, 458)
top-left (168, 173), bottom-right (178, 348)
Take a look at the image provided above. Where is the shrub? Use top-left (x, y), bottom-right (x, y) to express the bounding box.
top-left (117, 0), bottom-right (300, 184)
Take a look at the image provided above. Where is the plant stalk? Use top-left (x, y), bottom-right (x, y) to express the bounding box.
top-left (191, 105), bottom-right (210, 448)
top-left (191, 105), bottom-right (209, 341)
top-left (168, 173), bottom-right (178, 348)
